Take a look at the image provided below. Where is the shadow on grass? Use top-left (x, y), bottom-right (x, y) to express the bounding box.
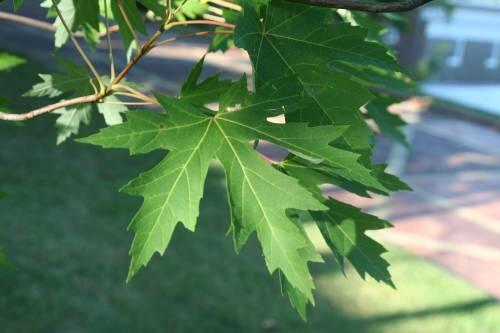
top-left (361, 297), bottom-right (498, 325)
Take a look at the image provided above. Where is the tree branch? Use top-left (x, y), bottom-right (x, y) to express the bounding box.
top-left (286, 0), bottom-right (434, 12)
top-left (165, 20), bottom-right (235, 30)
top-left (154, 29), bottom-right (233, 47)
top-left (117, 0), bottom-right (142, 53)
top-left (0, 11), bottom-right (119, 37)
top-left (0, 94), bottom-right (100, 121)
top-left (104, 0), bottom-right (116, 79)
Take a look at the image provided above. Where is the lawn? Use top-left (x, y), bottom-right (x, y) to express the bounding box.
top-left (0, 52), bottom-right (499, 333)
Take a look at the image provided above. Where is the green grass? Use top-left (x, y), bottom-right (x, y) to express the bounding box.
top-left (1, 52), bottom-right (499, 333)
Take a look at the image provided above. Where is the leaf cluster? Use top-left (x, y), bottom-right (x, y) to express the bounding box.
top-left (0, 0), bottom-right (417, 318)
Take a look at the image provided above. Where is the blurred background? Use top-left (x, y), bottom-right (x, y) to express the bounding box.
top-left (0, 0), bottom-right (499, 332)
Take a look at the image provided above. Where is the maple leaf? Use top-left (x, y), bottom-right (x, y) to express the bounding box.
top-left (0, 0), bottom-right (423, 319)
top-left (234, 0), bottom-right (403, 152)
top-left (79, 70), bottom-right (390, 304)
top-left (54, 104), bottom-right (93, 144)
top-left (283, 155), bottom-right (409, 284)
top-left (313, 199), bottom-right (394, 283)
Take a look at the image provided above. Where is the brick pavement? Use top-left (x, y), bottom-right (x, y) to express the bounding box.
top-left (382, 111), bottom-right (500, 297)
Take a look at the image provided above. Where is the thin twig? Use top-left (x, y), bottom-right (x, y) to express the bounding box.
top-left (166, 0), bottom-right (173, 22)
top-left (50, 0), bottom-right (104, 91)
top-left (117, 0), bottom-right (142, 53)
top-left (165, 19), bottom-right (235, 30)
top-left (103, 101), bottom-right (156, 106)
top-left (110, 30), bottom-right (160, 86)
top-left (0, 11), bottom-right (55, 32)
top-left (0, 94), bottom-right (100, 121)
top-left (113, 92), bottom-right (147, 100)
top-left (113, 85), bottom-right (158, 104)
top-left (202, 13), bottom-right (226, 23)
top-left (0, 87), bottom-right (160, 121)
top-left (104, 0), bottom-right (116, 79)
top-left (154, 29), bottom-right (233, 47)
top-left (112, 19), bottom-right (234, 85)
top-left (111, 3), bottom-right (180, 86)
top-left (89, 79), bottom-right (99, 95)
top-left (113, 86), bottom-right (158, 104)
top-left (0, 11), bottom-right (119, 37)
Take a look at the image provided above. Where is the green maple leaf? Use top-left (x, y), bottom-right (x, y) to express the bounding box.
top-left (313, 199), bottom-right (394, 284)
top-left (234, 0), bottom-right (410, 200)
top-left (0, 0), bottom-right (422, 319)
top-left (283, 156), bottom-right (400, 285)
top-left (235, 0), bottom-right (403, 152)
top-left (278, 210), bottom-right (323, 320)
top-left (275, 155), bottom-right (405, 317)
top-left (24, 58), bottom-right (94, 99)
top-left (236, 0), bottom-right (402, 86)
top-left (80, 72), bottom-right (389, 304)
top-left (98, 95), bottom-right (128, 126)
top-left (53, 104), bottom-right (92, 144)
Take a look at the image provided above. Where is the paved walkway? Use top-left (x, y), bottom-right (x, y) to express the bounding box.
top-left (384, 112), bottom-right (500, 298)
top-left (1, 2), bottom-right (499, 299)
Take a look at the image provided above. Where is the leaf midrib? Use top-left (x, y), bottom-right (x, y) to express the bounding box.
top-left (214, 119), bottom-right (309, 294)
top-left (130, 119), bottom-right (214, 264)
